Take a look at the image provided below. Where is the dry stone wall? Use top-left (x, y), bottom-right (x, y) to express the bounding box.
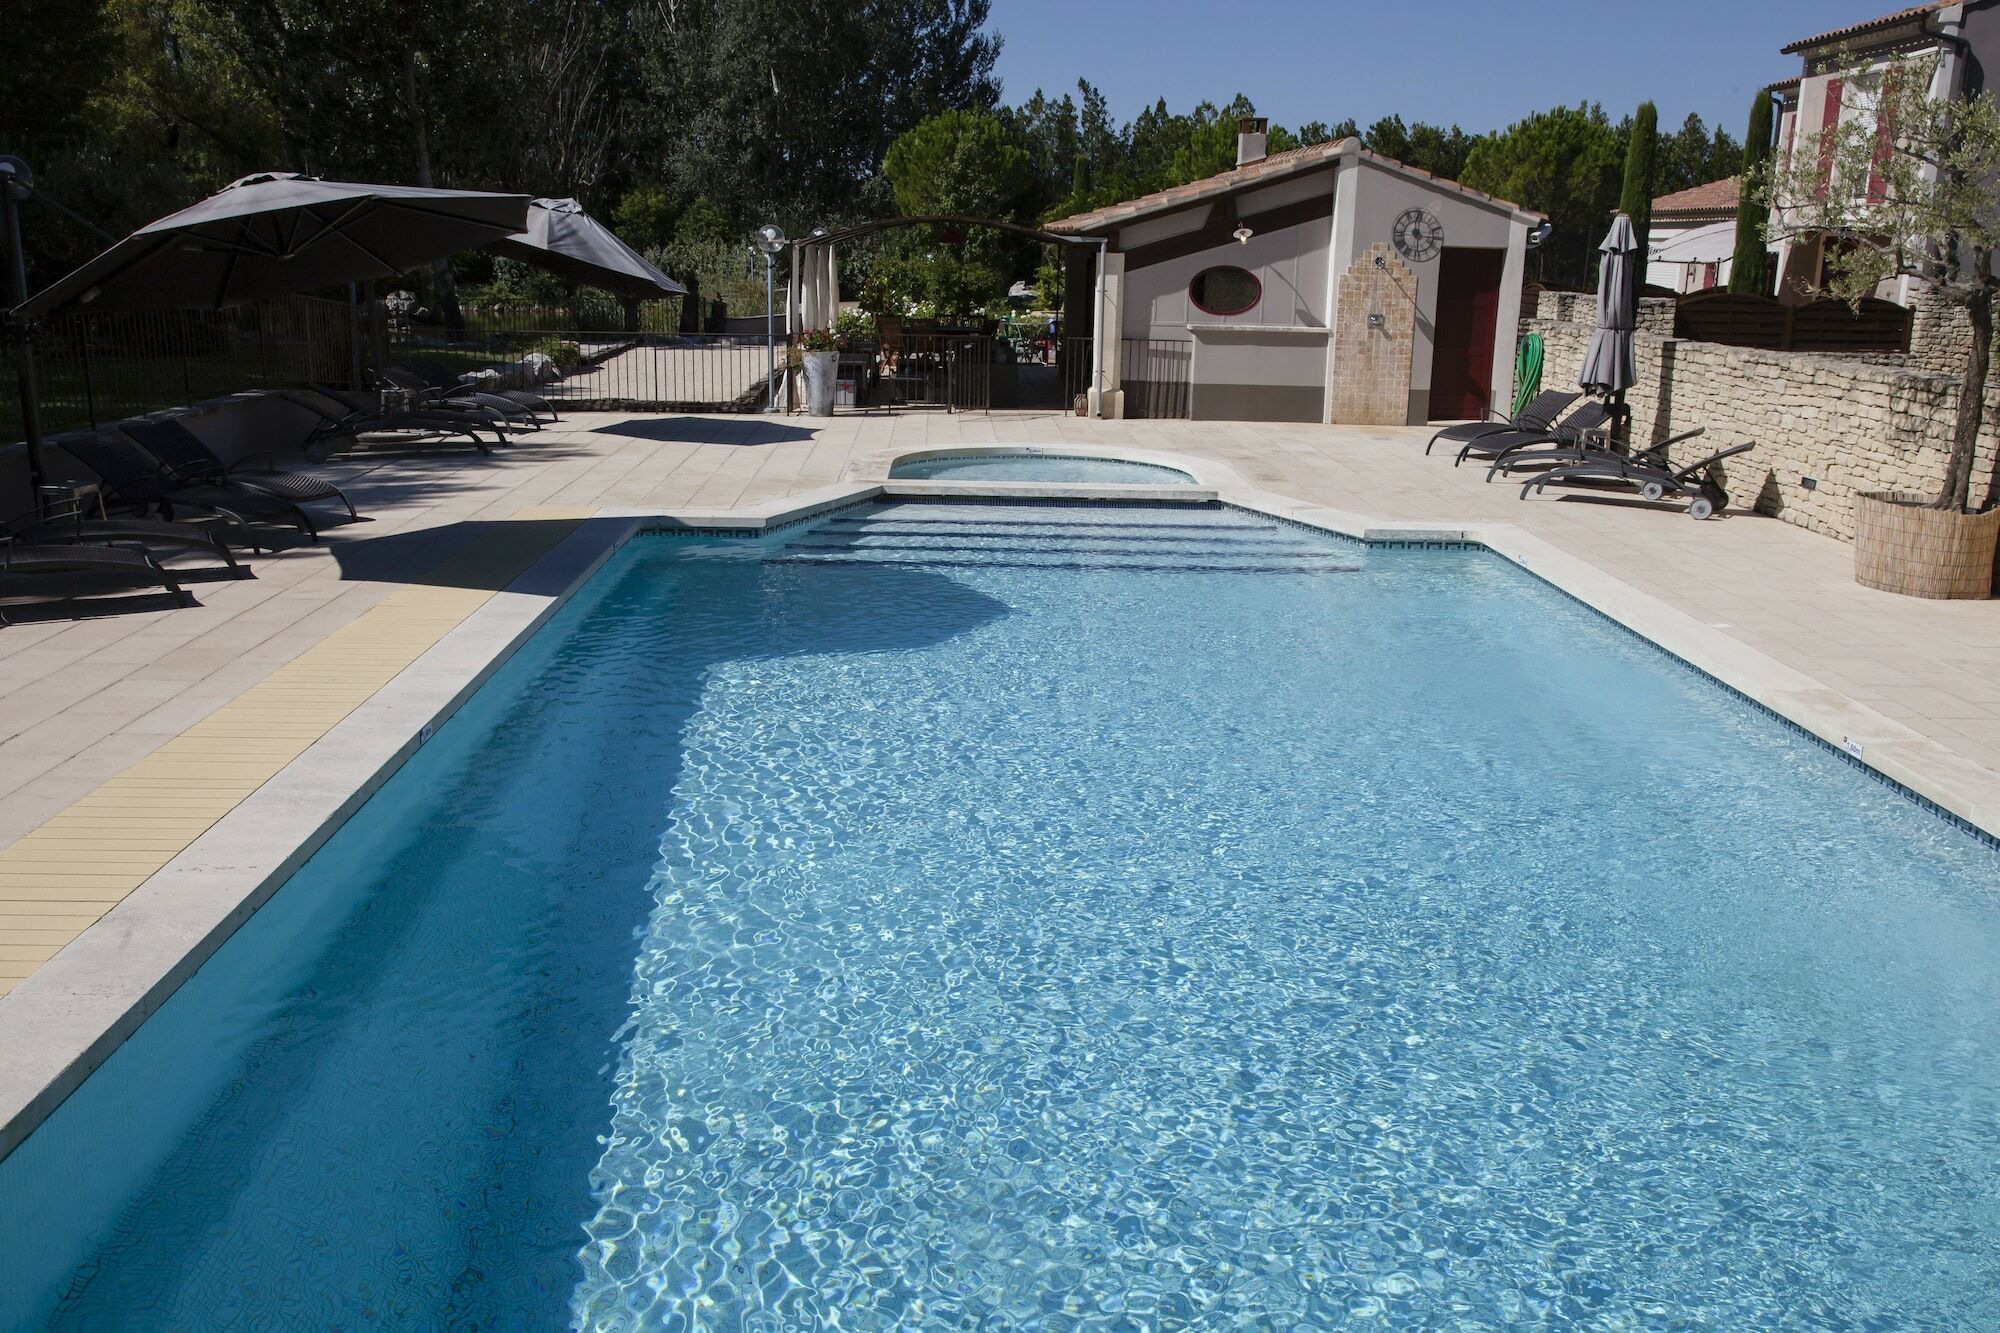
top-left (1522, 313), bottom-right (2000, 540)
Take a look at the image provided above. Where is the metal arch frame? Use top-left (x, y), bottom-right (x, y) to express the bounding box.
top-left (784, 214), bottom-right (1114, 415)
top-left (782, 215), bottom-right (1102, 253)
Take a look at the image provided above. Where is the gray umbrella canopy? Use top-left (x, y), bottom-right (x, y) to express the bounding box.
top-left (488, 198), bottom-right (685, 300)
top-left (1578, 213), bottom-right (1638, 396)
top-left (16, 173), bottom-right (531, 320)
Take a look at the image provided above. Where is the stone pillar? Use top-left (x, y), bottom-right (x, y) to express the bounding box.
top-left (1492, 219), bottom-right (1528, 419)
top-left (1088, 249), bottom-right (1126, 419)
top-left (1328, 244), bottom-right (1416, 426)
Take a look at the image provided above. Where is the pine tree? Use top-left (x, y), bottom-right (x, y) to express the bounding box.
top-left (1619, 102), bottom-right (1659, 275)
top-left (1728, 91), bottom-right (1776, 294)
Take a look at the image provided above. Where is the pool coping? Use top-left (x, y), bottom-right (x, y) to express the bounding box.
top-left (2, 461), bottom-right (1997, 1163)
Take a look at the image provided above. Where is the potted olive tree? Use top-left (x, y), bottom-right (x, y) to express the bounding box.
top-left (1764, 58), bottom-right (2000, 598)
top-left (796, 327), bottom-right (841, 416)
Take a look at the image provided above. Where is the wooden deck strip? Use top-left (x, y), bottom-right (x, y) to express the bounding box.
top-left (0, 513), bottom-right (584, 994)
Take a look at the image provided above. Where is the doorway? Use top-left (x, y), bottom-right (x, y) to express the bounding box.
top-left (1428, 247), bottom-right (1505, 420)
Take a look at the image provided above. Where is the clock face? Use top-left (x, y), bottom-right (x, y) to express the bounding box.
top-left (1392, 207), bottom-right (1444, 262)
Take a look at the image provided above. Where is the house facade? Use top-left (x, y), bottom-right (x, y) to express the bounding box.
top-left (1647, 177), bottom-right (1744, 293)
top-left (1045, 122), bottom-right (1541, 425)
top-left (1769, 1), bottom-right (2000, 303)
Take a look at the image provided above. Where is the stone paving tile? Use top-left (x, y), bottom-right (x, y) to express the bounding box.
top-left (0, 408), bottom-right (1995, 994)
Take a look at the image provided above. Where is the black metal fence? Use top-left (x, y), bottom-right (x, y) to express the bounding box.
top-left (405, 297), bottom-right (686, 338)
top-left (389, 324), bottom-right (780, 412)
top-left (4, 295), bottom-right (358, 440)
top-left (2, 294), bottom-right (1198, 435)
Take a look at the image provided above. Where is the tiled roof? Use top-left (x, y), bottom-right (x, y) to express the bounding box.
top-left (1781, 2), bottom-right (1948, 54)
top-left (1042, 138), bottom-right (1540, 234)
top-left (1651, 176), bottom-right (1739, 218)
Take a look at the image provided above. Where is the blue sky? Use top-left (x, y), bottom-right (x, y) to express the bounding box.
top-left (988, 0), bottom-right (1897, 136)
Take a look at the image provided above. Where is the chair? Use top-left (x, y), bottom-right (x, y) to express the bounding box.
top-left (385, 363), bottom-right (553, 426)
top-left (120, 418), bottom-right (358, 523)
top-left (1486, 426), bottom-right (1704, 483)
top-left (405, 357), bottom-right (559, 423)
top-left (0, 543), bottom-right (190, 624)
top-left (4, 497), bottom-right (244, 578)
top-left (60, 434), bottom-right (318, 547)
top-left (1453, 399), bottom-right (1613, 468)
top-left (1425, 389), bottom-right (1580, 455)
top-left (283, 387), bottom-right (501, 460)
top-left (1521, 439), bottom-right (1756, 520)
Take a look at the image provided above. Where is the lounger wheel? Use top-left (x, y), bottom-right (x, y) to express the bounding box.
top-left (1640, 481), bottom-right (1666, 502)
top-left (304, 441), bottom-right (333, 464)
top-left (1688, 496), bottom-right (1716, 520)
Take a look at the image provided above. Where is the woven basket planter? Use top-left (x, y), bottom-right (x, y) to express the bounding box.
top-left (1853, 490), bottom-right (2000, 599)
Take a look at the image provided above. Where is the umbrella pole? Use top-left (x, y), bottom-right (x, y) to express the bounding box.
top-left (764, 251), bottom-right (777, 414)
top-left (1, 158), bottom-right (50, 508)
top-left (347, 283), bottom-right (365, 390)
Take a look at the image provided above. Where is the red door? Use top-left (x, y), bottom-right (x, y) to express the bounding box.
top-left (1428, 248), bottom-right (1505, 420)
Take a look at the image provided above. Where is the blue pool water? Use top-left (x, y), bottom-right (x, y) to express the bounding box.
top-left (3, 502), bottom-right (1999, 1329)
top-left (887, 452), bottom-right (1196, 484)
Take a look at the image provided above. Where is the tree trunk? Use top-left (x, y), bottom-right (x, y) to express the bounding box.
top-left (1943, 251), bottom-right (1991, 512)
top-left (403, 48), bottom-right (465, 340)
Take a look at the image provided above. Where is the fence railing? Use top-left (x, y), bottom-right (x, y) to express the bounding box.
top-left (1121, 338), bottom-right (1194, 419)
top-left (404, 296), bottom-right (686, 339)
top-left (1053, 336), bottom-right (1193, 418)
top-left (388, 326), bottom-right (779, 412)
top-left (4, 295), bottom-right (359, 441)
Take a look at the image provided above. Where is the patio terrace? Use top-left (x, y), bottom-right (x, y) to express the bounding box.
top-left (2, 409), bottom-right (1997, 1000)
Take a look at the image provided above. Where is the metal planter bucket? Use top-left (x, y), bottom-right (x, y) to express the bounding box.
top-left (801, 350), bottom-right (838, 417)
top-left (1853, 490), bottom-right (2000, 599)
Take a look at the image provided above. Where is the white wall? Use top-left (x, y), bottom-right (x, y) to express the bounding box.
top-left (1338, 161), bottom-right (1523, 406)
top-left (1118, 170), bottom-right (1336, 340)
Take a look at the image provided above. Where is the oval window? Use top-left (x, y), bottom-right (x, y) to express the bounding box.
top-left (1188, 265), bottom-right (1261, 316)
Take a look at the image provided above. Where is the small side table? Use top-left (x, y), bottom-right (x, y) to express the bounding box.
top-left (37, 482), bottom-right (107, 521)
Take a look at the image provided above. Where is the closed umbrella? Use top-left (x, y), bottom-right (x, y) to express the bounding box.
top-left (487, 198), bottom-right (684, 300)
top-left (1578, 213), bottom-right (1638, 400)
top-left (15, 173), bottom-right (532, 320)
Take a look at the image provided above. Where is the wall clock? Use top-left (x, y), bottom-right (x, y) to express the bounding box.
top-left (1391, 207), bottom-right (1443, 262)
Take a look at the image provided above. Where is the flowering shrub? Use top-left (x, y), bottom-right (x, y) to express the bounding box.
top-left (795, 327), bottom-right (841, 352)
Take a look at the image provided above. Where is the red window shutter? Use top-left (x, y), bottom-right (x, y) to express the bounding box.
top-left (1817, 77), bottom-right (1843, 199)
top-left (1867, 114), bottom-right (1893, 198)
top-left (1867, 70), bottom-right (1900, 199)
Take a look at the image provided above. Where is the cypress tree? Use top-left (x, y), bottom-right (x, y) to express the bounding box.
top-left (1728, 91), bottom-right (1777, 293)
top-left (1619, 102), bottom-right (1659, 282)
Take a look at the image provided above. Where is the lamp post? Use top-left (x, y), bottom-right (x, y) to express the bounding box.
top-left (0, 155), bottom-right (49, 504)
top-left (754, 223), bottom-right (785, 413)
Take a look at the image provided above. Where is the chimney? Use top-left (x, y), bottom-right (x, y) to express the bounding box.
top-left (1236, 116), bottom-right (1268, 167)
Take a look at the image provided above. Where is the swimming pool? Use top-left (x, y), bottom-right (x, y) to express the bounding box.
top-left (887, 451), bottom-right (1196, 484)
top-left (3, 502), bottom-right (1997, 1328)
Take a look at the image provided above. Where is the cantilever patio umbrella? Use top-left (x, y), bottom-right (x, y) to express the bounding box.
top-left (1578, 213), bottom-right (1639, 430)
top-left (7, 172), bottom-right (530, 503)
top-left (15, 173), bottom-right (532, 321)
top-left (487, 198), bottom-right (685, 300)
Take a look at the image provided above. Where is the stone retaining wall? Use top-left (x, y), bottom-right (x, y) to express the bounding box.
top-left (1522, 314), bottom-right (2000, 540)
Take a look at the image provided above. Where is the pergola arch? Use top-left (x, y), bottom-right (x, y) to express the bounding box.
top-left (784, 214), bottom-right (1118, 415)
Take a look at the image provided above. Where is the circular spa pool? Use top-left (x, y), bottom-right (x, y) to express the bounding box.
top-left (888, 451), bottom-right (1196, 484)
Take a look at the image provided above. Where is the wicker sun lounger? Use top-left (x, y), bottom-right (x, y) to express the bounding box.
top-left (1521, 439), bottom-right (1756, 520)
top-left (61, 434), bottom-right (318, 547)
top-left (0, 542), bottom-right (190, 624)
top-left (121, 417), bottom-right (358, 522)
top-left (1425, 389), bottom-right (1580, 455)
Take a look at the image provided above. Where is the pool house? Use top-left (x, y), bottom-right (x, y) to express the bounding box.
top-left (1044, 120), bottom-right (1543, 425)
